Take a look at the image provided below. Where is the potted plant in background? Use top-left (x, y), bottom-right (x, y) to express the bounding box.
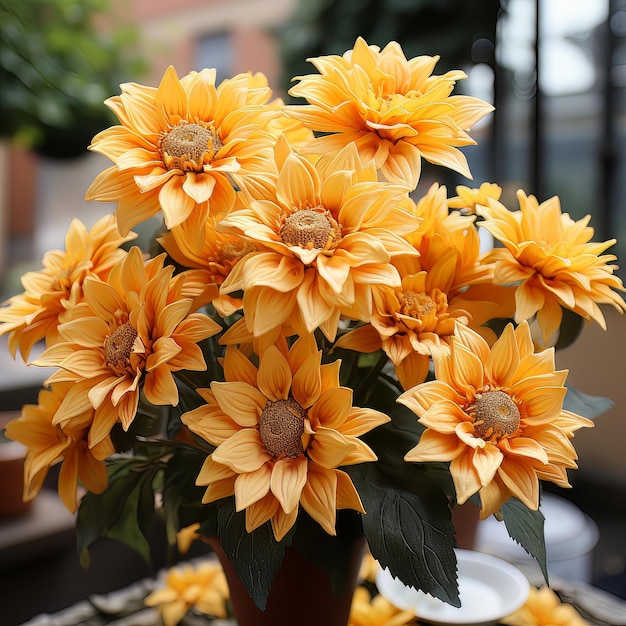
top-left (1, 37), bottom-right (623, 626)
top-left (0, 0), bottom-right (144, 158)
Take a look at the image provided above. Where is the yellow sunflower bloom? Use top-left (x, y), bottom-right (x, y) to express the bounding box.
top-left (348, 586), bottom-right (418, 626)
top-left (181, 334), bottom-right (389, 541)
top-left (448, 182), bottom-right (503, 213)
top-left (144, 561), bottom-right (229, 626)
top-left (399, 322), bottom-right (592, 518)
top-left (4, 383), bottom-right (113, 512)
top-left (287, 37), bottom-right (493, 189)
top-left (478, 190), bottom-right (626, 346)
top-left (31, 247), bottom-right (221, 447)
top-left (501, 585), bottom-right (590, 626)
top-left (218, 136), bottom-right (419, 341)
top-left (0, 214), bottom-right (134, 361)
top-left (85, 66), bottom-right (280, 234)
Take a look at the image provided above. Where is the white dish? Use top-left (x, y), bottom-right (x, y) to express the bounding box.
top-left (375, 549), bottom-right (530, 626)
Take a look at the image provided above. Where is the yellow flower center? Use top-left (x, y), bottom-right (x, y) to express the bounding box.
top-left (51, 267), bottom-right (74, 292)
top-left (160, 122), bottom-right (222, 172)
top-left (258, 398), bottom-right (307, 458)
top-left (279, 207), bottom-right (341, 252)
top-left (470, 390), bottom-right (521, 440)
top-left (221, 241), bottom-right (256, 262)
top-left (399, 291), bottom-right (437, 317)
top-left (104, 321), bottom-right (137, 376)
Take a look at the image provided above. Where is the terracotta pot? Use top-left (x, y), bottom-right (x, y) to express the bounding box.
top-left (451, 500), bottom-right (480, 550)
top-left (208, 534), bottom-right (366, 626)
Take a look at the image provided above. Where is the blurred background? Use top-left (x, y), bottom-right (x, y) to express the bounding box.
top-left (1, 0), bottom-right (625, 622)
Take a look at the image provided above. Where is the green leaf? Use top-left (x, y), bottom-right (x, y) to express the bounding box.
top-left (162, 446), bottom-right (216, 546)
top-left (563, 384), bottom-right (614, 419)
top-left (217, 500), bottom-right (287, 610)
top-left (350, 463), bottom-right (460, 607)
top-left (105, 471), bottom-right (156, 562)
top-left (76, 458), bottom-right (159, 568)
top-left (501, 498), bottom-right (548, 583)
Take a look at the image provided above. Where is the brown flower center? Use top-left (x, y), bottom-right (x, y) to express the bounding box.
top-left (258, 398), bottom-right (307, 458)
top-left (104, 321), bottom-right (137, 376)
top-left (159, 122), bottom-right (222, 172)
top-left (279, 208), bottom-right (341, 251)
top-left (470, 390), bottom-right (521, 440)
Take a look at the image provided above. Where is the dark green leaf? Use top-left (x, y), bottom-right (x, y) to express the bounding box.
top-left (360, 399), bottom-right (456, 500)
top-left (162, 446), bottom-right (216, 545)
top-left (563, 384), bottom-right (614, 420)
top-left (105, 471), bottom-right (156, 563)
top-left (501, 498), bottom-right (548, 583)
top-left (76, 458), bottom-right (159, 568)
top-left (217, 500), bottom-right (287, 610)
top-left (350, 464), bottom-right (460, 606)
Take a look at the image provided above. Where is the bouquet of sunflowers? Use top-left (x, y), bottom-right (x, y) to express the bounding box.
top-left (2, 36), bottom-right (623, 621)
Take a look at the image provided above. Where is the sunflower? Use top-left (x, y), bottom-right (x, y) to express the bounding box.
top-left (158, 209), bottom-right (257, 316)
top-left (0, 214), bottom-right (134, 360)
top-left (31, 247), bottom-right (221, 447)
top-left (85, 66), bottom-right (280, 234)
top-left (4, 383), bottom-right (113, 512)
top-left (448, 182), bottom-right (503, 214)
top-left (398, 322), bottom-right (592, 518)
top-left (181, 333), bottom-right (389, 541)
top-left (218, 136), bottom-right (419, 341)
top-left (348, 586), bottom-right (418, 626)
top-left (144, 561), bottom-right (229, 626)
top-left (478, 190), bottom-right (626, 346)
top-left (501, 586), bottom-right (590, 626)
top-left (286, 37), bottom-right (493, 189)
top-left (334, 185), bottom-right (515, 389)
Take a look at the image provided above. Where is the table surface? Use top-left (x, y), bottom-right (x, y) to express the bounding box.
top-left (17, 557), bottom-right (626, 626)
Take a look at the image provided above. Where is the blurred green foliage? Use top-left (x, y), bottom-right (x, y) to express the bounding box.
top-left (279, 0), bottom-right (502, 95)
top-left (0, 0), bottom-right (145, 157)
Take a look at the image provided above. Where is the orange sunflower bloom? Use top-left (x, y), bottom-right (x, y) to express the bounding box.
top-left (335, 185), bottom-right (515, 389)
top-left (4, 383), bottom-right (114, 512)
top-left (335, 268), bottom-right (477, 391)
top-left (181, 334), bottom-right (389, 541)
top-left (158, 209), bottom-right (257, 316)
top-left (31, 247), bottom-right (221, 447)
top-left (0, 214), bottom-right (134, 360)
top-left (398, 322), bottom-right (592, 518)
top-left (85, 66), bottom-right (280, 234)
top-left (287, 37), bottom-right (493, 189)
top-left (478, 190), bottom-right (626, 346)
top-left (218, 136), bottom-right (419, 341)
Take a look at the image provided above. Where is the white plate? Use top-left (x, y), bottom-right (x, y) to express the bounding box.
top-left (375, 549), bottom-right (530, 626)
